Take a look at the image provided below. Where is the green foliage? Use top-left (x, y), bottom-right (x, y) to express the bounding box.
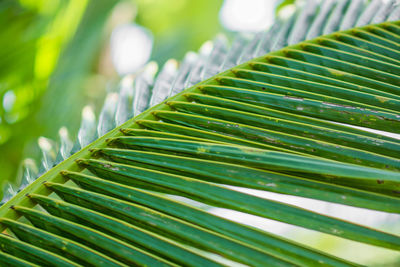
top-left (0, 0), bottom-right (225, 190)
top-left (0, 21), bottom-right (399, 265)
top-left (135, 0), bottom-right (223, 65)
top-left (0, 0), bottom-right (90, 188)
top-left (35, 0), bottom-right (119, 139)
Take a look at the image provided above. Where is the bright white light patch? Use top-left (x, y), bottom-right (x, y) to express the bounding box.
top-left (58, 127), bottom-right (69, 140)
top-left (38, 137), bottom-right (52, 152)
top-left (111, 23), bottom-right (153, 75)
top-left (3, 90), bottom-right (16, 112)
top-left (82, 105), bottom-right (96, 123)
top-left (199, 40), bottom-right (214, 55)
top-left (219, 0), bottom-right (276, 32)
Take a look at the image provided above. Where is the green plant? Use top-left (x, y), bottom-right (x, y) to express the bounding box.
top-left (0, 0), bottom-right (118, 189)
top-left (0, 18), bottom-right (399, 265)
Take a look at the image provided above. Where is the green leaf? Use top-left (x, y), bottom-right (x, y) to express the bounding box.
top-left (12, 205), bottom-right (173, 266)
top-left (0, 231), bottom-right (78, 266)
top-left (44, 180), bottom-right (292, 266)
top-left (1, 19), bottom-right (400, 266)
top-left (60, 170), bottom-right (354, 266)
top-left (78, 158), bottom-right (400, 251)
top-left (28, 193), bottom-right (222, 267)
top-left (0, 218), bottom-right (122, 267)
top-left (95, 146), bottom-right (400, 213)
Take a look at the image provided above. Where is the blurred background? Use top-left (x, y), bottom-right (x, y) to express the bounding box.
top-left (0, 0), bottom-right (285, 189)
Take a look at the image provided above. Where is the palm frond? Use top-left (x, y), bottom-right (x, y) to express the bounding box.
top-left (0, 17), bottom-right (399, 265)
top-left (3, 0), bottom-right (399, 201)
